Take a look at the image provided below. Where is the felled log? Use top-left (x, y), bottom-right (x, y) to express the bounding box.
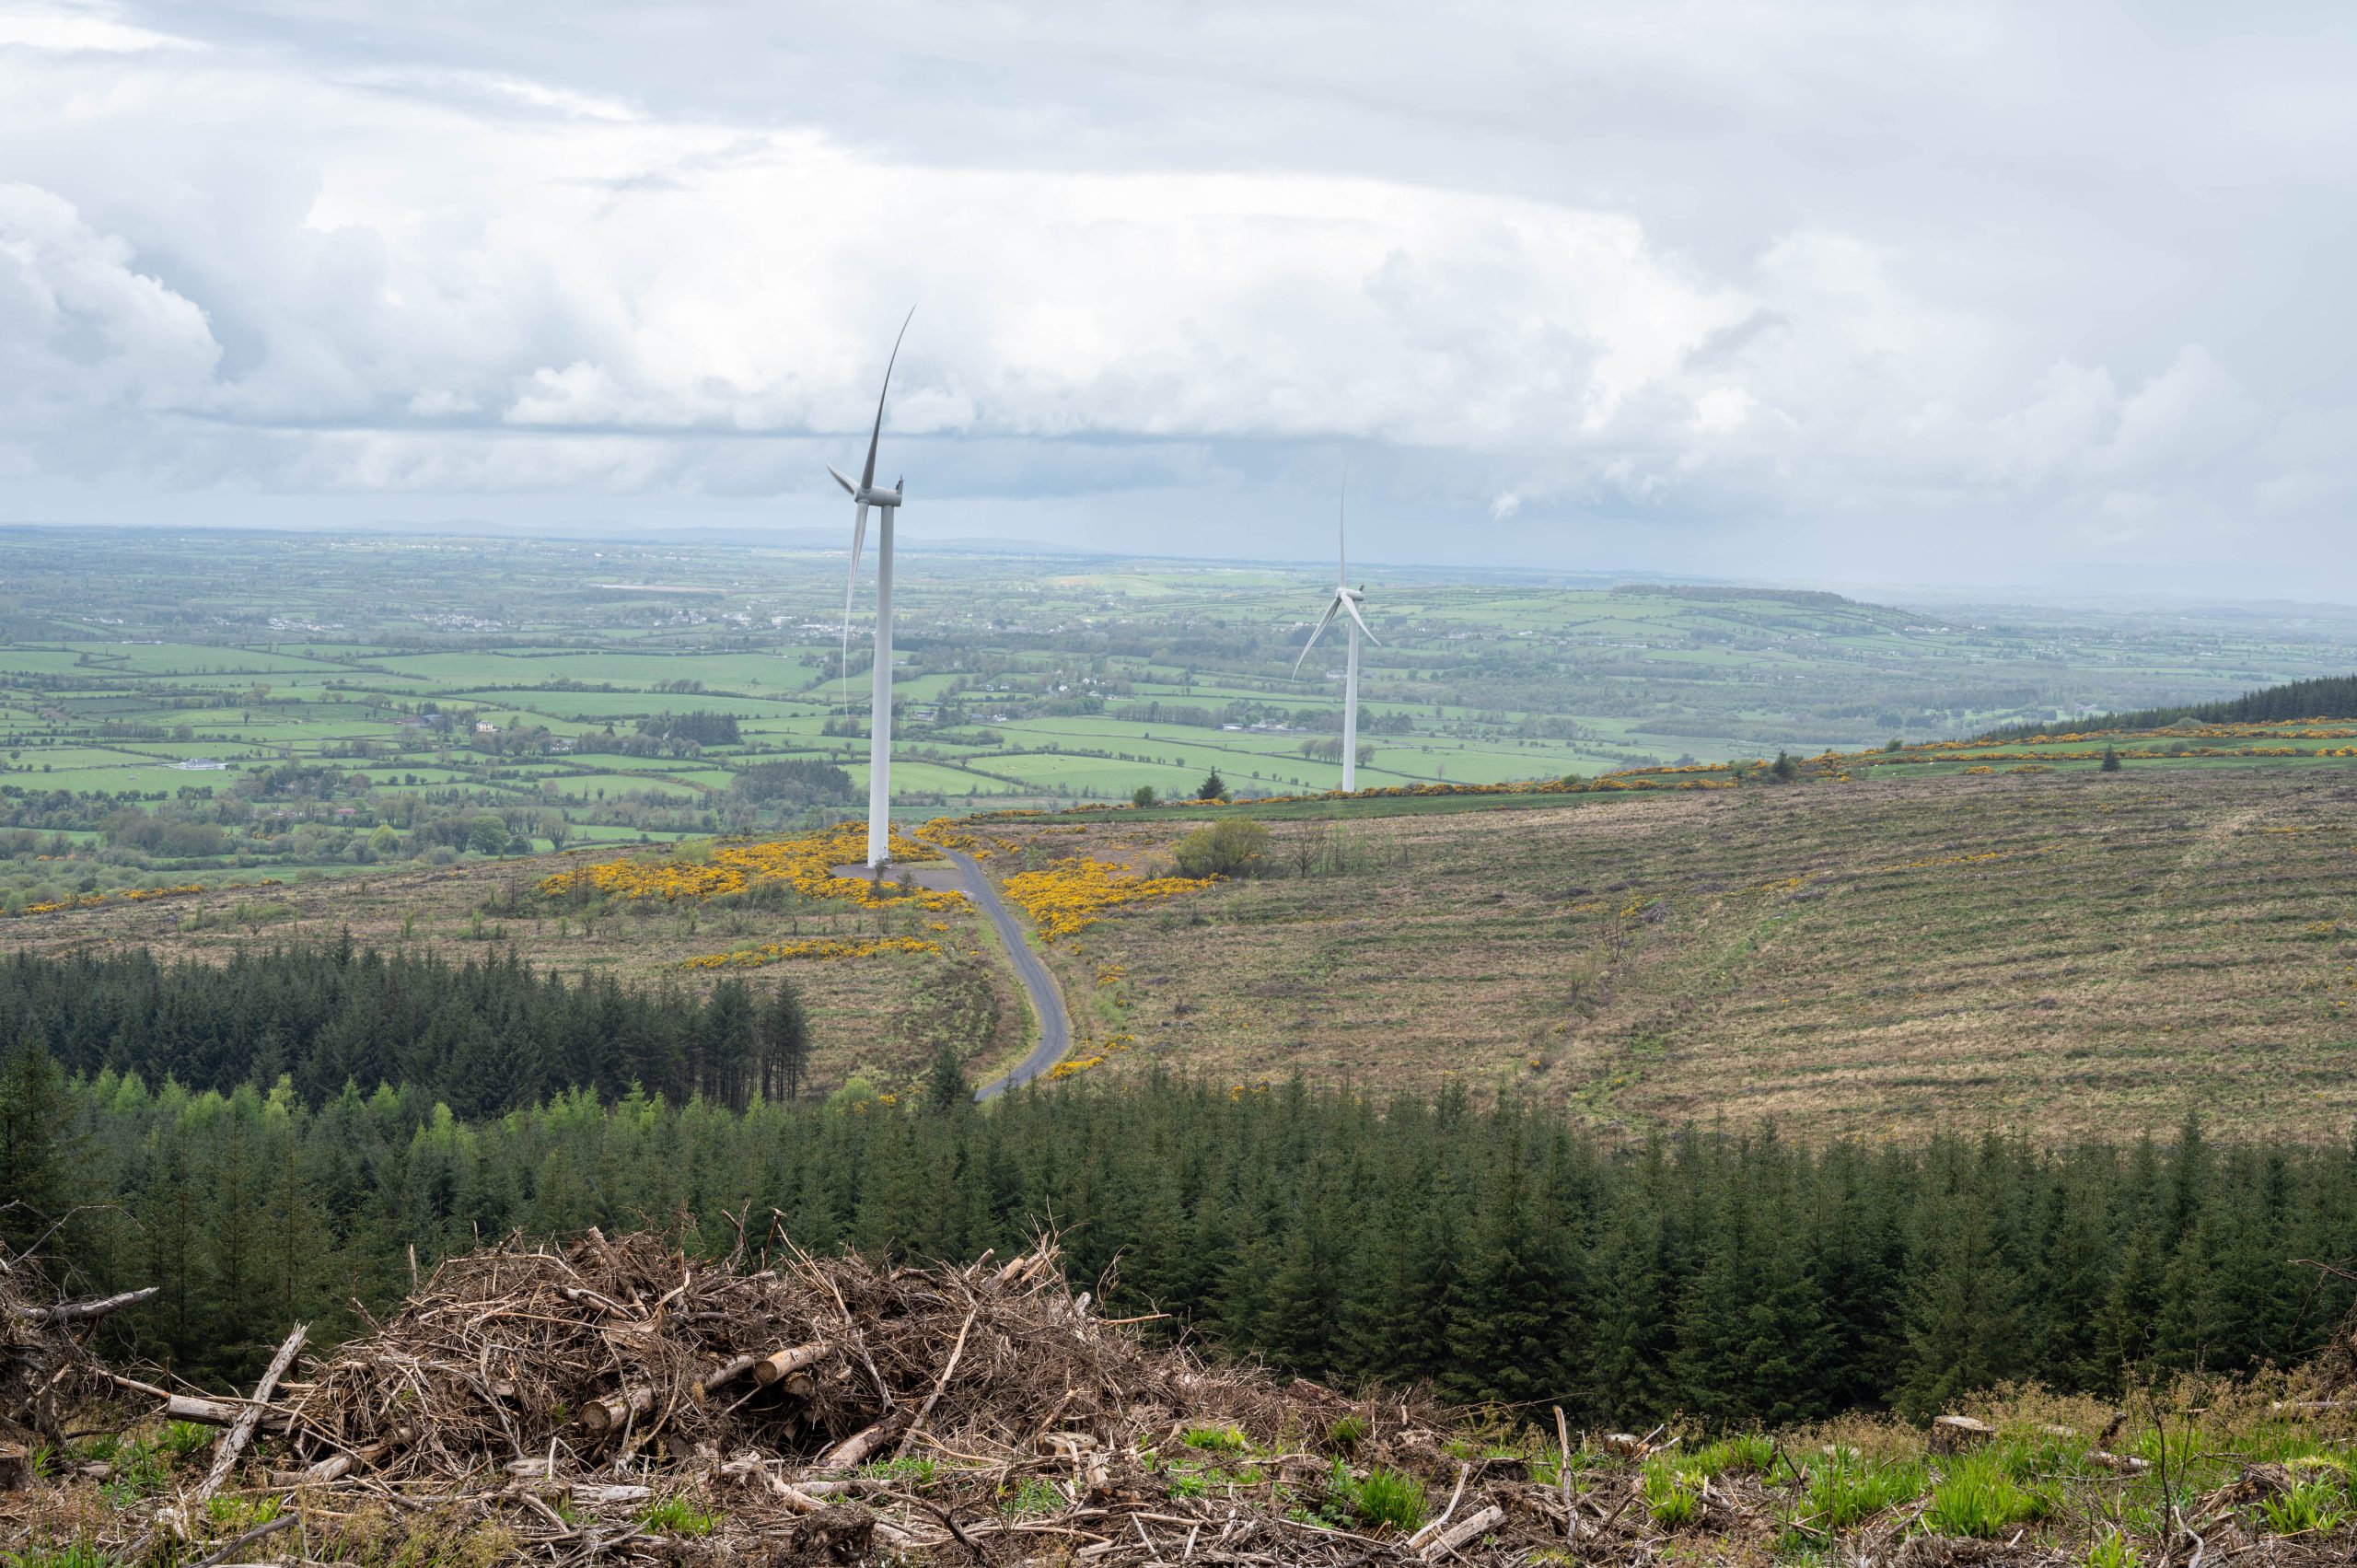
top-left (695, 1352), bottom-right (761, 1396)
top-left (2090, 1449), bottom-right (2153, 1474)
top-left (751, 1342), bottom-right (830, 1387)
top-left (1420, 1504), bottom-right (1505, 1560)
top-left (166, 1393), bottom-right (293, 1434)
top-left (571, 1483), bottom-right (652, 1505)
top-left (819, 1416), bottom-right (897, 1469)
top-left (195, 1326), bottom-right (306, 1500)
top-left (2270, 1399), bottom-right (2350, 1415)
top-left (578, 1384), bottom-right (656, 1435)
top-left (273, 1423), bottom-right (415, 1485)
top-left (9, 1286), bottom-right (159, 1325)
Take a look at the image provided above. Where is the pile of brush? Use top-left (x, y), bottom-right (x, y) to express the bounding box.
top-left (56, 1230), bottom-right (1569, 1564)
top-left (0, 1238), bottom-right (155, 1484)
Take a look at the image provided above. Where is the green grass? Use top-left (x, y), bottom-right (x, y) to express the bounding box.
top-left (1, 1540), bottom-right (121, 1568)
top-left (1923, 1450), bottom-right (2053, 1539)
top-left (1001, 1478), bottom-right (1064, 1516)
top-left (2258, 1475), bottom-right (2350, 1536)
top-left (2084, 1531), bottom-right (2144, 1568)
top-left (637, 1496), bottom-right (716, 1537)
top-left (1335, 1465), bottom-right (1427, 1533)
top-left (1642, 1458), bottom-right (1704, 1527)
top-left (1800, 1454), bottom-right (1925, 1532)
top-left (1181, 1423), bottom-right (1249, 1456)
top-left (1690, 1434), bottom-right (1776, 1477)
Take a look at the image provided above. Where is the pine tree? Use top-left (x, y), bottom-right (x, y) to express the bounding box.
top-left (0, 1031), bottom-right (76, 1259)
top-left (1897, 1161), bottom-right (2024, 1419)
top-left (760, 980), bottom-right (811, 1102)
top-left (924, 1044), bottom-right (970, 1115)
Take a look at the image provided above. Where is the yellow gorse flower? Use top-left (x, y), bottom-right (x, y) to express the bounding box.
top-left (1000, 857), bottom-right (1214, 940)
top-left (540, 821), bottom-right (964, 911)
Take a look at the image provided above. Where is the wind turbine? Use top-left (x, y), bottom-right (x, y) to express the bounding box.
top-left (829, 308), bottom-right (914, 868)
top-left (1290, 471), bottom-right (1379, 792)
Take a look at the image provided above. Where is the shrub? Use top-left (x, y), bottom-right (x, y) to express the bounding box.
top-left (2100, 745), bottom-right (2123, 772)
top-left (1132, 785), bottom-right (1158, 807)
top-left (1174, 819), bottom-right (1268, 879)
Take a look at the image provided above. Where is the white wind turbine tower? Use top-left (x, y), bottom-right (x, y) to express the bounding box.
top-left (829, 308), bottom-right (914, 868)
top-left (1291, 472), bottom-right (1379, 793)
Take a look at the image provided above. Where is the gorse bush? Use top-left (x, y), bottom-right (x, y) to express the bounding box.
top-left (1172, 818), bottom-right (1268, 877)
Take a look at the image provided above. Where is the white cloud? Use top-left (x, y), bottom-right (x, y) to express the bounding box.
top-left (0, 2), bottom-right (192, 53)
top-left (0, 1), bottom-right (2349, 588)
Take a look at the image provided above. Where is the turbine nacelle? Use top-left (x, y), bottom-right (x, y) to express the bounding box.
top-left (828, 466), bottom-right (904, 510)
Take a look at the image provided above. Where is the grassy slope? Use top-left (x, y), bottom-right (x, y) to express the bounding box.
top-left (27, 730), bottom-right (2357, 1143)
top-left (974, 756), bottom-right (2357, 1142)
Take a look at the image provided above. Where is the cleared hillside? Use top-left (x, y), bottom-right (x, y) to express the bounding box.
top-left (19, 750), bottom-right (2357, 1141)
top-left (971, 762), bottom-right (2357, 1141)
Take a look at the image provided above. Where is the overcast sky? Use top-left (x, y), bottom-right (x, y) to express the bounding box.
top-left (2, 1), bottom-right (2351, 595)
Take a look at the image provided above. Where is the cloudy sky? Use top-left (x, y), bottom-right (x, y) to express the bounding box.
top-left (2, 2), bottom-right (2351, 594)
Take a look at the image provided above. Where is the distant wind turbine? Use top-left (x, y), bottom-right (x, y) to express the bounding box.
top-left (1290, 470), bottom-right (1379, 792)
top-left (829, 308), bottom-right (914, 868)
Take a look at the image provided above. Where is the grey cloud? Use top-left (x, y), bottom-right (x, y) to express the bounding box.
top-left (0, 0), bottom-right (2350, 592)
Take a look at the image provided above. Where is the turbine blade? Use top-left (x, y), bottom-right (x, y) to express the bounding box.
top-left (842, 501), bottom-right (869, 709)
top-left (826, 464), bottom-right (856, 496)
top-left (1338, 465), bottom-right (1348, 588)
top-left (1291, 599), bottom-right (1341, 679)
top-left (860, 305), bottom-right (916, 491)
top-left (1341, 594), bottom-right (1380, 646)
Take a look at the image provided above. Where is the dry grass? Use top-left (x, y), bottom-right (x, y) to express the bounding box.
top-left (26, 761), bottom-right (2357, 1139)
top-left (971, 764), bottom-right (2357, 1142)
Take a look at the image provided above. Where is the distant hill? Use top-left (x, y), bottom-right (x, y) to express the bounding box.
top-left (1610, 581), bottom-right (1858, 608)
top-left (1986, 671), bottom-right (2357, 738)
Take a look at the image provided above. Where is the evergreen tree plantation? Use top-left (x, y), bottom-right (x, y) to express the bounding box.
top-left (11, 988), bottom-right (2355, 1415)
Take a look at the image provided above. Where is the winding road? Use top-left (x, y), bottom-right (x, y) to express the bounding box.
top-left (940, 848), bottom-right (1072, 1098)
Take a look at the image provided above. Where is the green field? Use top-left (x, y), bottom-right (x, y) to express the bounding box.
top-left (0, 525), bottom-right (2353, 902)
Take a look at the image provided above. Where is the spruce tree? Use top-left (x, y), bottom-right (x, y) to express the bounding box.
top-left (924, 1044), bottom-right (970, 1115)
top-left (0, 1031), bottom-right (75, 1259)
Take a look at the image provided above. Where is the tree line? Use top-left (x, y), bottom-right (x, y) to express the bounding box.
top-left (1984, 672), bottom-right (2357, 740)
top-left (6, 1013), bottom-right (2352, 1419)
top-left (0, 944), bottom-right (810, 1120)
